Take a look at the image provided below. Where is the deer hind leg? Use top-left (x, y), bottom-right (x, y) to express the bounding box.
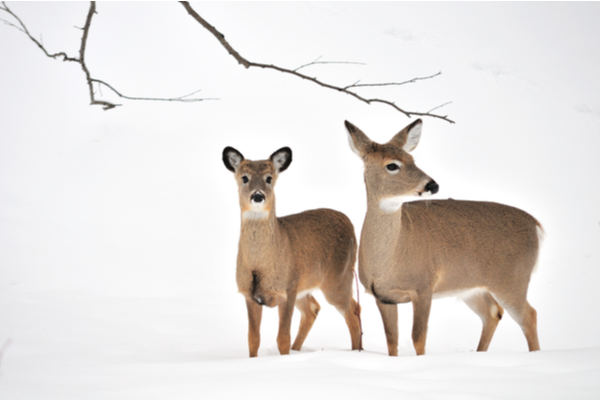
top-left (521, 301), bottom-right (540, 351)
top-left (345, 298), bottom-right (363, 351)
top-left (493, 293), bottom-right (540, 352)
top-left (321, 285), bottom-right (363, 351)
top-left (245, 297), bottom-right (263, 357)
top-left (291, 294), bottom-right (321, 351)
top-left (510, 300), bottom-right (540, 352)
top-left (462, 289), bottom-right (504, 352)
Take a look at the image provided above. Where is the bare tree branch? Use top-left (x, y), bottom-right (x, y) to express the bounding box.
top-left (1, 1), bottom-right (117, 109)
top-left (2, 1), bottom-right (453, 122)
top-left (180, 1), bottom-right (453, 123)
top-left (0, 1), bottom-right (213, 110)
top-left (178, 2), bottom-right (250, 69)
top-left (77, 2), bottom-right (119, 110)
top-left (0, 2), bottom-right (77, 62)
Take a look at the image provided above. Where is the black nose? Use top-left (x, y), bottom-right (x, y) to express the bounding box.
top-left (425, 180), bottom-right (439, 194)
top-left (251, 192), bottom-right (265, 203)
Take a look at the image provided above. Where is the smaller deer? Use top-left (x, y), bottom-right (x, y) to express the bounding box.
top-left (345, 119), bottom-right (542, 356)
top-left (223, 146), bottom-right (362, 357)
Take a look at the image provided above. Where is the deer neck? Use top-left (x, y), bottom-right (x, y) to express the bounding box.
top-left (239, 209), bottom-right (283, 261)
top-left (360, 193), bottom-right (405, 270)
top-left (363, 197), bottom-right (403, 240)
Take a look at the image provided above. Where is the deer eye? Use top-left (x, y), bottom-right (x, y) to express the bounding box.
top-left (385, 162), bottom-right (401, 174)
top-left (266, 176), bottom-right (273, 184)
top-left (242, 176), bottom-right (249, 184)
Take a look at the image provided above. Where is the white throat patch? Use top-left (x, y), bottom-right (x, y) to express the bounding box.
top-left (242, 202), bottom-right (269, 220)
top-left (379, 196), bottom-right (407, 213)
top-left (243, 210), bottom-right (269, 220)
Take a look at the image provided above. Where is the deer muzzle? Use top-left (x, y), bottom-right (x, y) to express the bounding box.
top-left (250, 191), bottom-right (266, 203)
top-left (425, 180), bottom-right (439, 195)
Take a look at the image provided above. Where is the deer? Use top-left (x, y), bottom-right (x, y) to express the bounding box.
top-left (344, 119), bottom-right (542, 356)
top-left (222, 146), bottom-right (362, 357)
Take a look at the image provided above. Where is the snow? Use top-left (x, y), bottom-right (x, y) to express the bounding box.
top-left (1, 2), bottom-right (600, 399)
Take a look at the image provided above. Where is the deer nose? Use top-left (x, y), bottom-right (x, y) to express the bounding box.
top-left (425, 180), bottom-right (439, 194)
top-left (251, 192), bottom-right (265, 203)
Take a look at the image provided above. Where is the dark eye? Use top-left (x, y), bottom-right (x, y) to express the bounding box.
top-left (386, 163), bottom-right (400, 171)
top-left (266, 176), bottom-right (273, 184)
top-left (242, 176), bottom-right (249, 184)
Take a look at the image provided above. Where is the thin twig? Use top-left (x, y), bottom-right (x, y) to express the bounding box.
top-left (294, 56), bottom-right (366, 73)
top-left (427, 101), bottom-right (453, 115)
top-left (180, 1), bottom-right (454, 123)
top-left (92, 79), bottom-right (218, 102)
top-left (345, 71), bottom-right (442, 89)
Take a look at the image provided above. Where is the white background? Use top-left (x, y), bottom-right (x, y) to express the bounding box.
top-left (1, 2), bottom-right (599, 398)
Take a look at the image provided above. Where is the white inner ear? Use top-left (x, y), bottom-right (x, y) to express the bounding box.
top-left (403, 123), bottom-right (422, 153)
top-left (272, 152), bottom-right (289, 172)
top-left (228, 152), bottom-right (243, 171)
top-left (347, 132), bottom-right (362, 157)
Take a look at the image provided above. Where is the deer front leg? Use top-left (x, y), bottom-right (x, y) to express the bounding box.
top-left (276, 292), bottom-right (297, 355)
top-left (245, 297), bottom-right (263, 357)
top-left (411, 291), bottom-right (432, 356)
top-left (376, 299), bottom-right (399, 356)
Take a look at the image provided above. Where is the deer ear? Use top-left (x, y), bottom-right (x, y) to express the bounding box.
top-left (345, 120), bottom-right (372, 157)
top-left (388, 119), bottom-right (422, 152)
top-left (270, 147), bottom-right (292, 173)
top-left (223, 147), bottom-right (244, 172)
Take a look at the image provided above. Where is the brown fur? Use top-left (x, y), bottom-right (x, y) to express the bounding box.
top-left (223, 146), bottom-right (362, 357)
top-left (345, 120), bottom-right (541, 356)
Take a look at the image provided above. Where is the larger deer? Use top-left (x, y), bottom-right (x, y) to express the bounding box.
top-left (223, 146), bottom-right (362, 357)
top-left (345, 119), bottom-right (541, 356)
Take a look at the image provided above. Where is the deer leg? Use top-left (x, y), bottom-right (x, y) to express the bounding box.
top-left (411, 292), bottom-right (432, 356)
top-left (245, 297), bottom-right (263, 357)
top-left (521, 302), bottom-right (540, 351)
top-left (276, 292), bottom-right (297, 355)
top-left (321, 285), bottom-right (363, 351)
top-left (291, 294), bottom-right (320, 351)
top-left (344, 298), bottom-right (363, 351)
top-left (512, 303), bottom-right (540, 352)
top-left (376, 299), bottom-right (399, 356)
top-left (462, 290), bottom-right (504, 352)
top-left (493, 291), bottom-right (540, 352)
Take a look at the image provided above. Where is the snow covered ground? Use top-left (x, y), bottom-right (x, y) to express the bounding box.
top-left (1, 2), bottom-right (600, 399)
